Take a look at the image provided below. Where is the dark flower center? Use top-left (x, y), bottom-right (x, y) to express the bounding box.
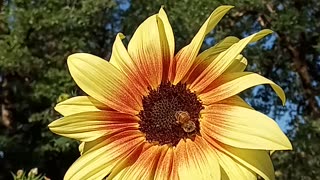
top-left (138, 82), bottom-right (203, 146)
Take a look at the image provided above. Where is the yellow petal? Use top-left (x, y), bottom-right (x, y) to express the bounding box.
top-left (109, 33), bottom-right (127, 70)
top-left (171, 149), bottom-right (179, 180)
top-left (183, 36), bottom-right (240, 84)
top-left (55, 96), bottom-right (110, 116)
top-left (128, 12), bottom-right (172, 88)
top-left (223, 148), bottom-right (274, 180)
top-left (115, 145), bottom-right (163, 179)
top-left (173, 5), bottom-right (234, 84)
top-left (48, 111), bottom-right (139, 142)
top-left (202, 104), bottom-right (292, 150)
top-left (78, 142), bottom-right (84, 154)
top-left (215, 150), bottom-right (256, 180)
top-left (220, 168), bottom-right (229, 180)
top-left (109, 33), bottom-right (149, 96)
top-left (175, 137), bottom-right (220, 180)
top-left (194, 36), bottom-right (240, 68)
top-left (154, 146), bottom-right (174, 180)
top-left (79, 136), bottom-right (106, 155)
top-left (203, 134), bottom-right (276, 180)
top-left (106, 142), bottom-right (152, 180)
top-left (158, 7), bottom-right (175, 58)
top-left (158, 7), bottom-right (175, 81)
top-left (270, 150), bottom-right (276, 155)
top-left (190, 29), bottom-right (273, 92)
top-left (224, 54), bottom-right (248, 73)
top-left (65, 130), bottom-right (144, 180)
top-left (199, 72), bottom-right (286, 105)
top-left (200, 36), bottom-right (240, 58)
top-left (67, 53), bottom-right (142, 114)
top-left (215, 95), bottom-right (253, 109)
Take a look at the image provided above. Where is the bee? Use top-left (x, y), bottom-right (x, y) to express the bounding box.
top-left (175, 111), bottom-right (196, 133)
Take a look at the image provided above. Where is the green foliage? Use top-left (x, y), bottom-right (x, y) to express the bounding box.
top-left (12, 168), bottom-right (49, 180)
top-left (0, 0), bottom-right (319, 179)
top-left (0, 0), bottom-right (118, 179)
top-left (273, 118), bottom-right (320, 179)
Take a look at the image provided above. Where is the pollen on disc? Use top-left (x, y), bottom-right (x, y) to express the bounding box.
top-left (138, 82), bottom-right (203, 146)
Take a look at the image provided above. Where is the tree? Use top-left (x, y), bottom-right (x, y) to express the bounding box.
top-left (0, 0), bottom-right (118, 179)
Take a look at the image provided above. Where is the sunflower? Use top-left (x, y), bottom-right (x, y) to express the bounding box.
top-left (49, 5), bottom-right (292, 180)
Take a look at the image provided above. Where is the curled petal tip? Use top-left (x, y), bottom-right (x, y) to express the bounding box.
top-left (249, 29), bottom-right (274, 43)
top-left (218, 5), bottom-right (235, 9)
top-left (117, 33), bottom-right (126, 39)
top-left (284, 140), bottom-right (293, 150)
top-left (282, 100), bottom-right (286, 106)
top-left (47, 121), bottom-right (56, 129)
top-left (259, 29), bottom-right (274, 37)
top-left (263, 29), bottom-right (273, 34)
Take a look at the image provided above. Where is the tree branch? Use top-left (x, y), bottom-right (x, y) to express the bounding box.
top-left (282, 33), bottom-right (320, 118)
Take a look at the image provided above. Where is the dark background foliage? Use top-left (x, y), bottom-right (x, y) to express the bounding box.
top-left (0, 0), bottom-right (319, 179)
